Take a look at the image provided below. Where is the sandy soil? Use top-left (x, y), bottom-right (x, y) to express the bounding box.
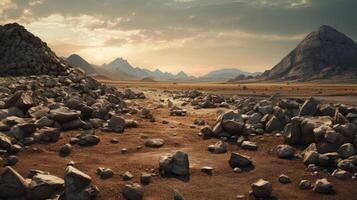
top-left (14, 82), bottom-right (357, 200)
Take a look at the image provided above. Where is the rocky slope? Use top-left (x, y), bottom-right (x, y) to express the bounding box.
top-left (261, 25), bottom-right (357, 81)
top-left (0, 23), bottom-right (71, 76)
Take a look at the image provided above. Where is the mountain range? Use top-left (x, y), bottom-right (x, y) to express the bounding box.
top-left (65, 55), bottom-right (258, 81)
top-left (260, 25), bottom-right (357, 81)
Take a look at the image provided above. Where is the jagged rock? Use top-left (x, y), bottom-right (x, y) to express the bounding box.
top-left (241, 141), bottom-right (257, 151)
top-left (123, 171), bottom-right (134, 181)
top-left (64, 166), bottom-right (98, 200)
top-left (159, 151), bottom-right (190, 176)
top-left (200, 126), bottom-right (214, 139)
top-left (0, 133), bottom-right (12, 149)
top-left (28, 173), bottom-right (64, 199)
top-left (210, 141), bottom-right (227, 153)
top-left (29, 105), bottom-right (50, 119)
top-left (49, 107), bottom-right (80, 123)
top-left (0, 166), bottom-right (28, 199)
top-left (36, 127), bottom-right (61, 142)
top-left (265, 116), bottom-right (283, 132)
top-left (96, 168), bottom-right (113, 179)
top-left (4, 90), bottom-right (34, 109)
top-left (122, 183), bottom-right (143, 200)
top-left (283, 118), bottom-right (301, 145)
top-left (300, 97), bottom-right (319, 116)
top-left (229, 152), bottom-right (252, 169)
top-left (251, 179), bottom-right (273, 198)
top-left (303, 151), bottom-right (320, 165)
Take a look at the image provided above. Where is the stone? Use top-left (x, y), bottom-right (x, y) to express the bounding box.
top-left (299, 180), bottom-right (312, 190)
top-left (122, 183), bottom-right (143, 200)
top-left (6, 155), bottom-right (18, 166)
top-left (265, 116), bottom-right (283, 132)
top-left (276, 144), bottom-right (295, 159)
top-left (229, 152), bottom-right (253, 169)
top-left (241, 141), bottom-right (257, 151)
top-left (78, 135), bottom-right (100, 146)
top-left (303, 151), bottom-right (320, 165)
top-left (212, 141), bottom-right (227, 153)
top-left (251, 179), bottom-right (273, 198)
top-left (221, 120), bottom-right (244, 135)
top-left (174, 189), bottom-right (185, 200)
top-left (145, 138), bottom-right (165, 148)
top-left (278, 174), bottom-right (291, 184)
top-left (140, 173), bottom-right (151, 184)
top-left (159, 151), bottom-right (190, 176)
top-left (37, 127), bottom-right (61, 142)
top-left (108, 115), bottom-right (126, 133)
top-left (300, 97), bottom-right (319, 116)
top-left (35, 116), bottom-right (54, 129)
top-left (123, 171), bottom-right (134, 181)
top-left (96, 168), bottom-right (113, 179)
top-left (0, 167), bottom-right (28, 199)
top-left (28, 105), bottom-right (50, 119)
top-left (64, 166), bottom-right (97, 200)
top-left (4, 90), bottom-right (33, 109)
top-left (201, 166), bottom-right (214, 175)
top-left (331, 169), bottom-right (352, 180)
top-left (49, 107), bottom-right (80, 123)
top-left (200, 126), bottom-right (214, 139)
top-left (60, 144), bottom-right (72, 156)
top-left (0, 133), bottom-right (12, 149)
top-left (283, 120), bottom-right (301, 145)
top-left (337, 143), bottom-right (355, 159)
top-left (28, 173), bottom-right (64, 199)
top-left (313, 178), bottom-right (334, 194)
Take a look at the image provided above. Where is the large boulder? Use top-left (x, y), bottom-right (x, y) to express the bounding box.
top-left (0, 167), bottom-right (28, 199)
top-left (228, 152), bottom-right (253, 169)
top-left (28, 173), bottom-right (64, 199)
top-left (122, 183), bottom-right (144, 200)
top-left (251, 179), bottom-right (273, 198)
top-left (63, 166), bottom-right (98, 200)
top-left (299, 97), bottom-right (319, 116)
top-left (159, 151), bottom-right (190, 176)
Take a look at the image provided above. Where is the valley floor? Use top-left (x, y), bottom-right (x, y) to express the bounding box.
top-left (14, 81), bottom-right (357, 199)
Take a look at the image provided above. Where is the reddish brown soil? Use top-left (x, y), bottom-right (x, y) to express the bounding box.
top-left (14, 88), bottom-right (357, 200)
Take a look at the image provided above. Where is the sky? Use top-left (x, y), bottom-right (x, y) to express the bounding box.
top-left (1, 0), bottom-right (357, 76)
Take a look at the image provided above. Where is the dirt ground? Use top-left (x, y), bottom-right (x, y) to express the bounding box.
top-left (14, 81), bottom-right (357, 200)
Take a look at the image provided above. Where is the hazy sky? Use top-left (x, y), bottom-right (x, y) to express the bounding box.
top-left (1, 0), bottom-right (356, 76)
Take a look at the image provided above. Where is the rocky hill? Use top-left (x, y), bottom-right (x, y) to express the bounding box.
top-left (0, 23), bottom-right (71, 76)
top-left (261, 25), bottom-right (357, 81)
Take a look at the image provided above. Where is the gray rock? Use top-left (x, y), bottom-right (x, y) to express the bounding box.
top-left (337, 143), bottom-right (355, 159)
top-left (313, 178), bottom-right (334, 194)
top-left (60, 144), bottom-right (72, 156)
top-left (276, 144), bottom-right (295, 159)
top-left (159, 151), bottom-right (190, 176)
top-left (28, 173), bottom-right (64, 199)
top-left (49, 107), bottom-right (80, 123)
top-left (108, 115), bottom-right (126, 133)
top-left (122, 183), bottom-right (143, 200)
top-left (145, 138), bottom-right (165, 148)
top-left (303, 151), bottom-right (320, 165)
top-left (299, 97), bottom-right (319, 116)
top-left (229, 152), bottom-right (252, 169)
top-left (64, 166), bottom-right (97, 200)
top-left (96, 168), bottom-right (113, 179)
top-left (140, 173), bottom-right (151, 184)
top-left (278, 174), bottom-right (291, 184)
top-left (212, 141), bottom-right (227, 153)
top-left (0, 167), bottom-right (28, 198)
top-left (251, 179), bottom-right (273, 198)
top-left (241, 141), bottom-right (257, 151)
top-left (331, 169), bottom-right (352, 180)
top-left (299, 180), bottom-right (312, 190)
top-left (78, 135), bottom-right (100, 146)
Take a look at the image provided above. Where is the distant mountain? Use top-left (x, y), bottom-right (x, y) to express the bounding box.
top-left (65, 54), bottom-right (136, 80)
top-left (66, 54), bottom-right (97, 74)
top-left (261, 25), bottom-right (357, 81)
top-left (200, 68), bottom-right (260, 81)
top-left (102, 58), bottom-right (191, 80)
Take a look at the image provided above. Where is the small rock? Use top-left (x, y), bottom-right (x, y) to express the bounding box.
top-left (299, 180), bottom-right (312, 190)
top-left (122, 183), bottom-right (143, 200)
top-left (251, 179), bottom-right (273, 198)
top-left (313, 178), bottom-right (334, 194)
top-left (201, 166), bottom-right (214, 175)
top-left (278, 174), bottom-right (291, 184)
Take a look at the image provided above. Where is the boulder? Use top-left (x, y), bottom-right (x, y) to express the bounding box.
top-left (337, 143), bottom-right (355, 159)
top-left (265, 116), bottom-right (283, 132)
top-left (64, 166), bottom-right (97, 200)
top-left (28, 173), bottom-right (64, 199)
top-left (49, 107), bottom-right (80, 123)
top-left (299, 97), bottom-right (319, 116)
top-left (251, 179), bottom-right (273, 198)
top-left (313, 178), bottom-right (334, 194)
top-left (0, 167), bottom-right (28, 199)
top-left (122, 183), bottom-right (143, 200)
top-left (276, 144), bottom-right (295, 159)
top-left (229, 152), bottom-right (253, 169)
top-left (159, 151), bottom-right (190, 176)
top-left (108, 115), bottom-right (126, 133)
